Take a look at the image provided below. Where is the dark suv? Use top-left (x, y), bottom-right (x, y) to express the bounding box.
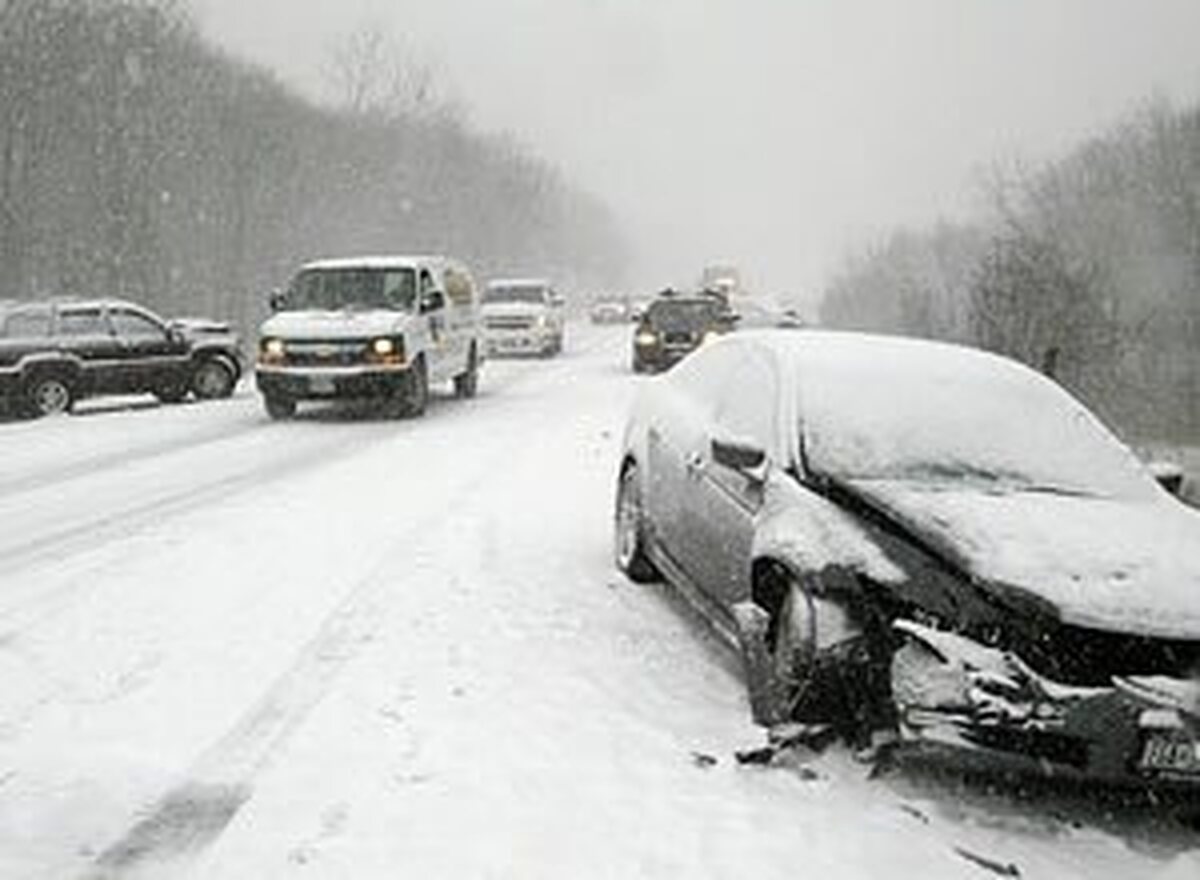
top-left (631, 294), bottom-right (735, 373)
top-left (0, 299), bottom-right (244, 417)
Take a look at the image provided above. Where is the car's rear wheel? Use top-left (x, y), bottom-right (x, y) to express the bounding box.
top-left (192, 358), bottom-right (236, 400)
top-left (615, 462), bottom-right (660, 582)
top-left (24, 374), bottom-right (73, 417)
top-left (264, 395), bottom-right (296, 420)
top-left (454, 346), bottom-right (479, 399)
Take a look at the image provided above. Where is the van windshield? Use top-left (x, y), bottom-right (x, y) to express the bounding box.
top-left (287, 268), bottom-right (417, 311)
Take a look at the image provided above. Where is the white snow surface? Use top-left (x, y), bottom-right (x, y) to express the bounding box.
top-left (0, 325), bottom-right (1195, 879)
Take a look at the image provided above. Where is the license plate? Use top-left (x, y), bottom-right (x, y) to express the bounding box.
top-left (1140, 733), bottom-right (1200, 774)
top-left (309, 376), bottom-right (336, 394)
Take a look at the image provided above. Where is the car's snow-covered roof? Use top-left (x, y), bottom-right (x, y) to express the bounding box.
top-left (299, 255), bottom-right (445, 271)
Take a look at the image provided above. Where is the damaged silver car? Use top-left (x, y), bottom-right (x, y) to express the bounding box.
top-left (615, 329), bottom-right (1200, 785)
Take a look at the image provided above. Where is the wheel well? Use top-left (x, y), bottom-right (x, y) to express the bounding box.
top-left (24, 362), bottom-right (78, 386)
top-left (196, 353), bottom-right (238, 378)
top-left (751, 558), bottom-right (792, 618)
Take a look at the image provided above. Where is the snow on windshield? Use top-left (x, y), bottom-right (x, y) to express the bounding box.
top-left (798, 337), bottom-right (1156, 500)
top-left (288, 268), bottom-right (417, 311)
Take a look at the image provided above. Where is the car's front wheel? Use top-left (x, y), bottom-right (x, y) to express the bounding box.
top-left (614, 462), bottom-right (660, 582)
top-left (24, 374), bottom-right (74, 418)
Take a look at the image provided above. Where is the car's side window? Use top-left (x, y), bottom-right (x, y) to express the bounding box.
top-left (2, 308), bottom-right (52, 339)
top-left (110, 309), bottom-right (166, 339)
top-left (713, 350), bottom-right (777, 453)
top-left (57, 309), bottom-right (109, 336)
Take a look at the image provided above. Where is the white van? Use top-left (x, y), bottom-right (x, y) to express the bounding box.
top-left (255, 256), bottom-right (482, 419)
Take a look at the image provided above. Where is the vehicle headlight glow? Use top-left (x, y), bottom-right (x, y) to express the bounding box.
top-left (635, 331), bottom-right (658, 347)
top-left (372, 337), bottom-right (395, 356)
top-left (260, 338), bottom-right (285, 362)
top-left (702, 330), bottom-right (721, 345)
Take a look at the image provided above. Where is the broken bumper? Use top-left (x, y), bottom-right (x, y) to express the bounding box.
top-left (891, 621), bottom-right (1200, 785)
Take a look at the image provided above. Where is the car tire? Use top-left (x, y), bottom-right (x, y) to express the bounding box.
top-left (614, 462), bottom-right (660, 583)
top-left (750, 570), bottom-right (877, 733)
top-left (192, 358), bottom-right (236, 400)
top-left (264, 395), bottom-right (296, 420)
top-left (402, 357), bottom-right (428, 417)
top-left (454, 346), bottom-right (479, 399)
top-left (24, 373), bottom-right (74, 418)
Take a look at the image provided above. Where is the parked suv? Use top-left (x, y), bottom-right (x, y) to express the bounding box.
top-left (481, 278), bottom-right (565, 357)
top-left (0, 298), bottom-right (243, 417)
top-left (255, 256), bottom-right (483, 420)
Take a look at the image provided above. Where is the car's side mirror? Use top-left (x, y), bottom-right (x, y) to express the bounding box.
top-left (420, 289), bottom-right (446, 314)
top-left (268, 289), bottom-right (287, 312)
top-left (166, 324), bottom-right (185, 344)
top-left (1148, 460), bottom-right (1185, 497)
top-left (712, 435), bottom-right (767, 475)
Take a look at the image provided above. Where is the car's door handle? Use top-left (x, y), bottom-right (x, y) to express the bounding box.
top-left (685, 451), bottom-right (705, 477)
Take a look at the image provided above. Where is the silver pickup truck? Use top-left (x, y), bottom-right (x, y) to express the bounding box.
top-left (255, 256), bottom-right (483, 419)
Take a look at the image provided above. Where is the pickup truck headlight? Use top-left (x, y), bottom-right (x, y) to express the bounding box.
top-left (259, 337), bottom-right (286, 364)
top-left (372, 338), bottom-right (396, 356)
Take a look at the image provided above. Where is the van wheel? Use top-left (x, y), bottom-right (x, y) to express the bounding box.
top-left (403, 357), bottom-right (428, 417)
top-left (454, 346), bottom-right (479, 399)
top-left (24, 374), bottom-right (74, 417)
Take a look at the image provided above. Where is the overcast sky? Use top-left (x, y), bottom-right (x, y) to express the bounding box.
top-left (194, 0), bottom-right (1200, 304)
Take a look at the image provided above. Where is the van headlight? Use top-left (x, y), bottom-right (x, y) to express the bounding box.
top-left (368, 336), bottom-right (405, 365)
top-left (635, 331), bottom-right (658, 347)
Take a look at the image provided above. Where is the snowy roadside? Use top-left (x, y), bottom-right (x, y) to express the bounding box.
top-left (0, 326), bottom-right (1196, 879)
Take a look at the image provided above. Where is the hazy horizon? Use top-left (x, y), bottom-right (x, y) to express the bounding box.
top-left (195, 0), bottom-right (1200, 307)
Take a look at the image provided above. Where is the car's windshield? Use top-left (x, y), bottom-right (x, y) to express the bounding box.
top-left (646, 299), bottom-right (722, 332)
top-left (801, 343), bottom-right (1157, 500)
top-left (484, 284), bottom-right (547, 305)
top-left (287, 268), bottom-right (417, 311)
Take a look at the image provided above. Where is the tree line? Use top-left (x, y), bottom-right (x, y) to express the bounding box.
top-left (0, 0), bottom-right (628, 334)
top-left (820, 99), bottom-right (1200, 443)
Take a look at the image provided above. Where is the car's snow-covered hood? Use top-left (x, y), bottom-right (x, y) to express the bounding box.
top-left (260, 310), bottom-right (410, 340)
top-left (844, 479), bottom-right (1200, 640)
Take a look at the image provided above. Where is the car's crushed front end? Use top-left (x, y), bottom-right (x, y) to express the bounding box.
top-left (891, 619), bottom-right (1200, 785)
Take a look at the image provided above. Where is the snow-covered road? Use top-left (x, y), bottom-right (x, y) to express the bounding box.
top-left (0, 324), bottom-right (1196, 879)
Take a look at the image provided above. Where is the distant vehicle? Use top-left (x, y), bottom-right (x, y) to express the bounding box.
top-left (617, 330), bottom-right (1200, 787)
top-left (0, 298), bottom-right (243, 417)
top-left (589, 299), bottom-right (628, 324)
top-left (255, 256), bottom-right (483, 420)
top-left (481, 279), bottom-right (566, 357)
top-left (631, 294), bottom-right (735, 373)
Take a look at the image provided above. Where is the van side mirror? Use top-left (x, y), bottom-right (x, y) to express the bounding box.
top-left (268, 289), bottom-right (287, 312)
top-left (420, 289), bottom-right (446, 314)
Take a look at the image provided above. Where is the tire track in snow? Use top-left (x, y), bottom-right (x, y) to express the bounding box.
top-left (83, 326), bottom-right (628, 879)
